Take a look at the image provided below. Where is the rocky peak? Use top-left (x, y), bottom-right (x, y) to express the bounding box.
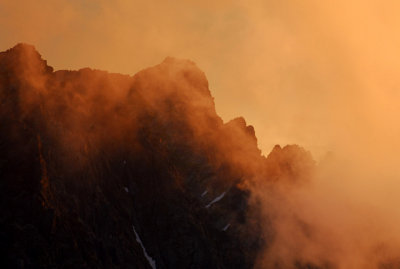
top-left (9, 43), bottom-right (39, 55)
top-left (134, 56), bottom-right (211, 99)
top-left (0, 44), bottom-right (317, 269)
top-left (0, 43), bottom-right (53, 75)
top-left (264, 144), bottom-right (315, 184)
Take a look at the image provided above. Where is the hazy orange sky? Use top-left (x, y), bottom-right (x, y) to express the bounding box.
top-left (1, 0), bottom-right (400, 164)
top-left (3, 2), bottom-right (400, 267)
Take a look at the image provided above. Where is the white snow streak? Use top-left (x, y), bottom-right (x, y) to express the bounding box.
top-left (222, 223), bottom-right (231, 231)
top-left (132, 225), bottom-right (157, 269)
top-left (201, 190), bottom-right (208, 197)
top-left (205, 192), bottom-right (226, 208)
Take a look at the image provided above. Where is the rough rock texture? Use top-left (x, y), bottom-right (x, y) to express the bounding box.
top-left (0, 44), bottom-right (314, 269)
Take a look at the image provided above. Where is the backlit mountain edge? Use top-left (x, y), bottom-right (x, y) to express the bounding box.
top-left (0, 44), bottom-right (315, 269)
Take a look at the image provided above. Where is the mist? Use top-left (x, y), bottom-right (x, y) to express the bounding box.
top-left (2, 1), bottom-right (400, 268)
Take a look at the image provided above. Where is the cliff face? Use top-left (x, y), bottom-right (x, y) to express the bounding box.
top-left (0, 44), bottom-right (313, 269)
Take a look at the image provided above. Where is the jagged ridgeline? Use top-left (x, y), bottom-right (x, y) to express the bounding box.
top-left (0, 44), bottom-right (314, 269)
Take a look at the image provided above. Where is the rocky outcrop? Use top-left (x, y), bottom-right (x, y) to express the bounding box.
top-left (0, 44), bottom-right (315, 269)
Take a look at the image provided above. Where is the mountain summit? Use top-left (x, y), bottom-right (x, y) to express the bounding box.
top-left (0, 44), bottom-right (314, 269)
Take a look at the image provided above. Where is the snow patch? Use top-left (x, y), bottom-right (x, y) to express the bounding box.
top-left (222, 223), bottom-right (231, 231)
top-left (132, 225), bottom-right (157, 269)
top-left (205, 191), bottom-right (226, 208)
top-left (201, 190), bottom-right (208, 197)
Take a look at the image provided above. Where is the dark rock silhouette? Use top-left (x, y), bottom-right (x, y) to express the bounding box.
top-left (0, 44), bottom-right (314, 269)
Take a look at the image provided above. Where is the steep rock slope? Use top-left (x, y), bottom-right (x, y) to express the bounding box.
top-left (0, 44), bottom-right (313, 269)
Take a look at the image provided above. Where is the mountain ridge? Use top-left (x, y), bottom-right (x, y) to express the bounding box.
top-left (0, 44), bottom-right (314, 269)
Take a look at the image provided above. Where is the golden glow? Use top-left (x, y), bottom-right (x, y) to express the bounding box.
top-left (3, 1), bottom-right (400, 267)
top-left (2, 1), bottom-right (400, 158)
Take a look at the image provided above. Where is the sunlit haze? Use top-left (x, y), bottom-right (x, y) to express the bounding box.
top-left (2, 1), bottom-right (400, 268)
top-left (2, 1), bottom-right (400, 159)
